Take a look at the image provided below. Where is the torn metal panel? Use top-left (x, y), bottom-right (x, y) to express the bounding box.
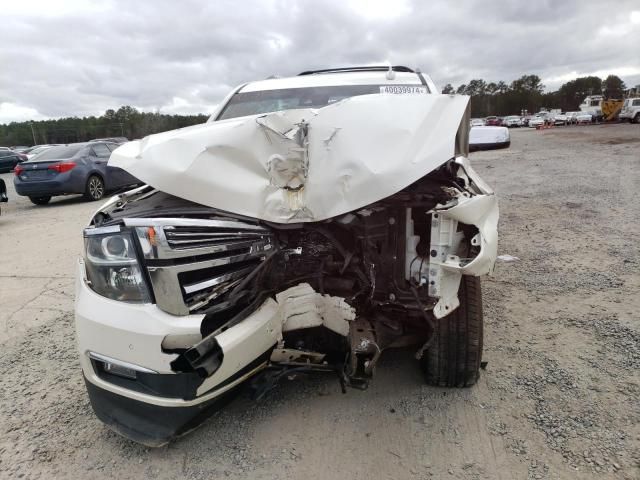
top-left (427, 160), bottom-right (499, 318)
top-left (276, 283), bottom-right (355, 337)
top-left (109, 94), bottom-right (470, 223)
top-left (193, 282), bottom-right (354, 395)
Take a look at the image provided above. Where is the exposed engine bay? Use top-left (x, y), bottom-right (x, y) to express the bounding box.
top-left (91, 155), bottom-right (497, 394)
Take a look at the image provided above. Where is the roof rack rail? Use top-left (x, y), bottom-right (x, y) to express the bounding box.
top-left (298, 66), bottom-right (415, 76)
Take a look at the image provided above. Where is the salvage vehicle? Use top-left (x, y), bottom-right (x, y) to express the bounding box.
top-left (502, 116), bottom-right (522, 128)
top-left (484, 115), bottom-right (502, 126)
top-left (469, 126), bottom-right (510, 150)
top-left (619, 98), bottom-right (640, 123)
top-left (564, 111), bottom-right (579, 125)
top-left (528, 115), bottom-right (546, 128)
top-left (551, 112), bottom-right (568, 126)
top-left (575, 112), bottom-right (593, 124)
top-left (75, 66), bottom-right (499, 446)
top-left (14, 142), bottom-right (139, 205)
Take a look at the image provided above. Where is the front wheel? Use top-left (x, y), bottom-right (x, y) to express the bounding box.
top-left (633, 113), bottom-right (640, 124)
top-left (29, 196), bottom-right (51, 205)
top-left (84, 175), bottom-right (105, 201)
top-left (420, 276), bottom-right (484, 387)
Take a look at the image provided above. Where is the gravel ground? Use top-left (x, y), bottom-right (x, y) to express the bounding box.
top-left (0, 123), bottom-right (638, 479)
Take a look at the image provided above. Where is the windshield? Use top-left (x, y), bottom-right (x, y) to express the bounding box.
top-left (29, 144), bottom-right (85, 161)
top-left (217, 84), bottom-right (426, 120)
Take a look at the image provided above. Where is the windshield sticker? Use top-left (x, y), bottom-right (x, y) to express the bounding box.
top-left (380, 86), bottom-right (428, 95)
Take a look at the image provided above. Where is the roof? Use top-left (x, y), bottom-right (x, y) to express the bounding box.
top-left (207, 66), bottom-right (441, 121)
top-left (239, 70), bottom-right (438, 93)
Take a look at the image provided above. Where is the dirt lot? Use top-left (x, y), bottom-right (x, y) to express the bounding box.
top-left (0, 124), bottom-right (638, 479)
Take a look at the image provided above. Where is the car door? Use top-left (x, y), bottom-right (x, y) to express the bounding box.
top-left (105, 143), bottom-right (139, 187)
top-left (89, 142), bottom-right (122, 189)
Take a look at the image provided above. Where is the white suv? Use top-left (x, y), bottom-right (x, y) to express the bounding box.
top-left (76, 66), bottom-right (499, 446)
top-left (619, 98), bottom-right (640, 123)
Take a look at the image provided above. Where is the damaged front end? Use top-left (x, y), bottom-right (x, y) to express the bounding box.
top-left (76, 91), bottom-right (498, 446)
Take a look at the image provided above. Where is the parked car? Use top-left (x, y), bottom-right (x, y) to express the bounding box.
top-left (575, 112), bottom-right (593, 124)
top-left (528, 116), bottom-right (546, 128)
top-left (469, 126), bottom-right (510, 150)
top-left (503, 116), bottom-right (522, 128)
top-left (564, 112), bottom-right (579, 124)
top-left (619, 98), bottom-right (640, 123)
top-left (0, 149), bottom-right (25, 173)
top-left (470, 118), bottom-right (485, 127)
top-left (89, 137), bottom-right (129, 144)
top-left (13, 142), bottom-right (140, 205)
top-left (76, 65), bottom-right (500, 446)
top-left (11, 146), bottom-right (31, 153)
top-left (551, 113), bottom-right (568, 126)
top-left (25, 145), bottom-right (56, 160)
top-left (485, 115), bottom-right (502, 126)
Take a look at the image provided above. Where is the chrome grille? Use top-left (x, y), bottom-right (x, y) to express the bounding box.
top-left (125, 218), bottom-right (273, 316)
top-left (164, 227), bottom-right (266, 250)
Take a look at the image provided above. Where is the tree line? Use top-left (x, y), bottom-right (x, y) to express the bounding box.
top-left (1, 73), bottom-right (637, 146)
top-left (442, 73), bottom-right (633, 117)
top-left (0, 106), bottom-right (208, 147)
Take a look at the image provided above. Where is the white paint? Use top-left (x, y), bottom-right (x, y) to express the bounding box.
top-left (469, 126), bottom-right (510, 145)
top-left (110, 93), bottom-right (470, 223)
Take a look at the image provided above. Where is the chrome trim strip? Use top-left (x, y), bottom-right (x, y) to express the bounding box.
top-left (124, 217), bottom-right (268, 231)
top-left (165, 231), bottom-right (265, 239)
top-left (88, 351), bottom-right (158, 374)
top-left (83, 225), bottom-right (121, 236)
top-left (183, 266), bottom-right (255, 294)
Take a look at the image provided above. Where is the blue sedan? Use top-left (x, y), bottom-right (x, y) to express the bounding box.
top-left (14, 142), bottom-right (140, 205)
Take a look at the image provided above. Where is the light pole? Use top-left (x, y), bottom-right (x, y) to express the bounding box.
top-left (29, 122), bottom-right (37, 145)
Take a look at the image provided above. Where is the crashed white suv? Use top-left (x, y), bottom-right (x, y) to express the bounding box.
top-left (75, 66), bottom-right (499, 446)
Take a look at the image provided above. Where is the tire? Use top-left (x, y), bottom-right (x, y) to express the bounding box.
top-left (634, 114), bottom-right (640, 124)
top-left (84, 175), bottom-right (105, 201)
top-left (421, 276), bottom-right (483, 387)
top-left (29, 196), bottom-right (51, 205)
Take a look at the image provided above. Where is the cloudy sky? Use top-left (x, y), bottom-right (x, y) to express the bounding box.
top-left (1, 0), bottom-right (639, 123)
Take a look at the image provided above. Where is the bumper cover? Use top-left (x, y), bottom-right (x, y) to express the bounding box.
top-left (84, 377), bottom-right (239, 447)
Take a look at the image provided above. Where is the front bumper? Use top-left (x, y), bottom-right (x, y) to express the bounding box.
top-left (75, 259), bottom-right (278, 444)
top-left (84, 376), bottom-right (239, 447)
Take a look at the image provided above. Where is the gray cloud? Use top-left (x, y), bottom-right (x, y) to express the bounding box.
top-left (1, 0), bottom-right (639, 122)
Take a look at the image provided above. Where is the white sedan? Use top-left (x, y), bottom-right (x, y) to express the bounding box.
top-left (503, 116), bottom-right (523, 128)
top-left (528, 116), bottom-right (546, 128)
top-left (575, 112), bottom-right (593, 124)
top-left (551, 113), bottom-right (568, 125)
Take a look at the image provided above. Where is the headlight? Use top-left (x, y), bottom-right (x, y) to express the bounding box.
top-left (84, 226), bottom-right (151, 303)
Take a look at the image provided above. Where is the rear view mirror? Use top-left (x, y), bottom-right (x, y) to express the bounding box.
top-left (469, 126), bottom-right (511, 151)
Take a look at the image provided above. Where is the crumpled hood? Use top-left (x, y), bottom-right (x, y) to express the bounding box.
top-left (110, 94), bottom-right (470, 223)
